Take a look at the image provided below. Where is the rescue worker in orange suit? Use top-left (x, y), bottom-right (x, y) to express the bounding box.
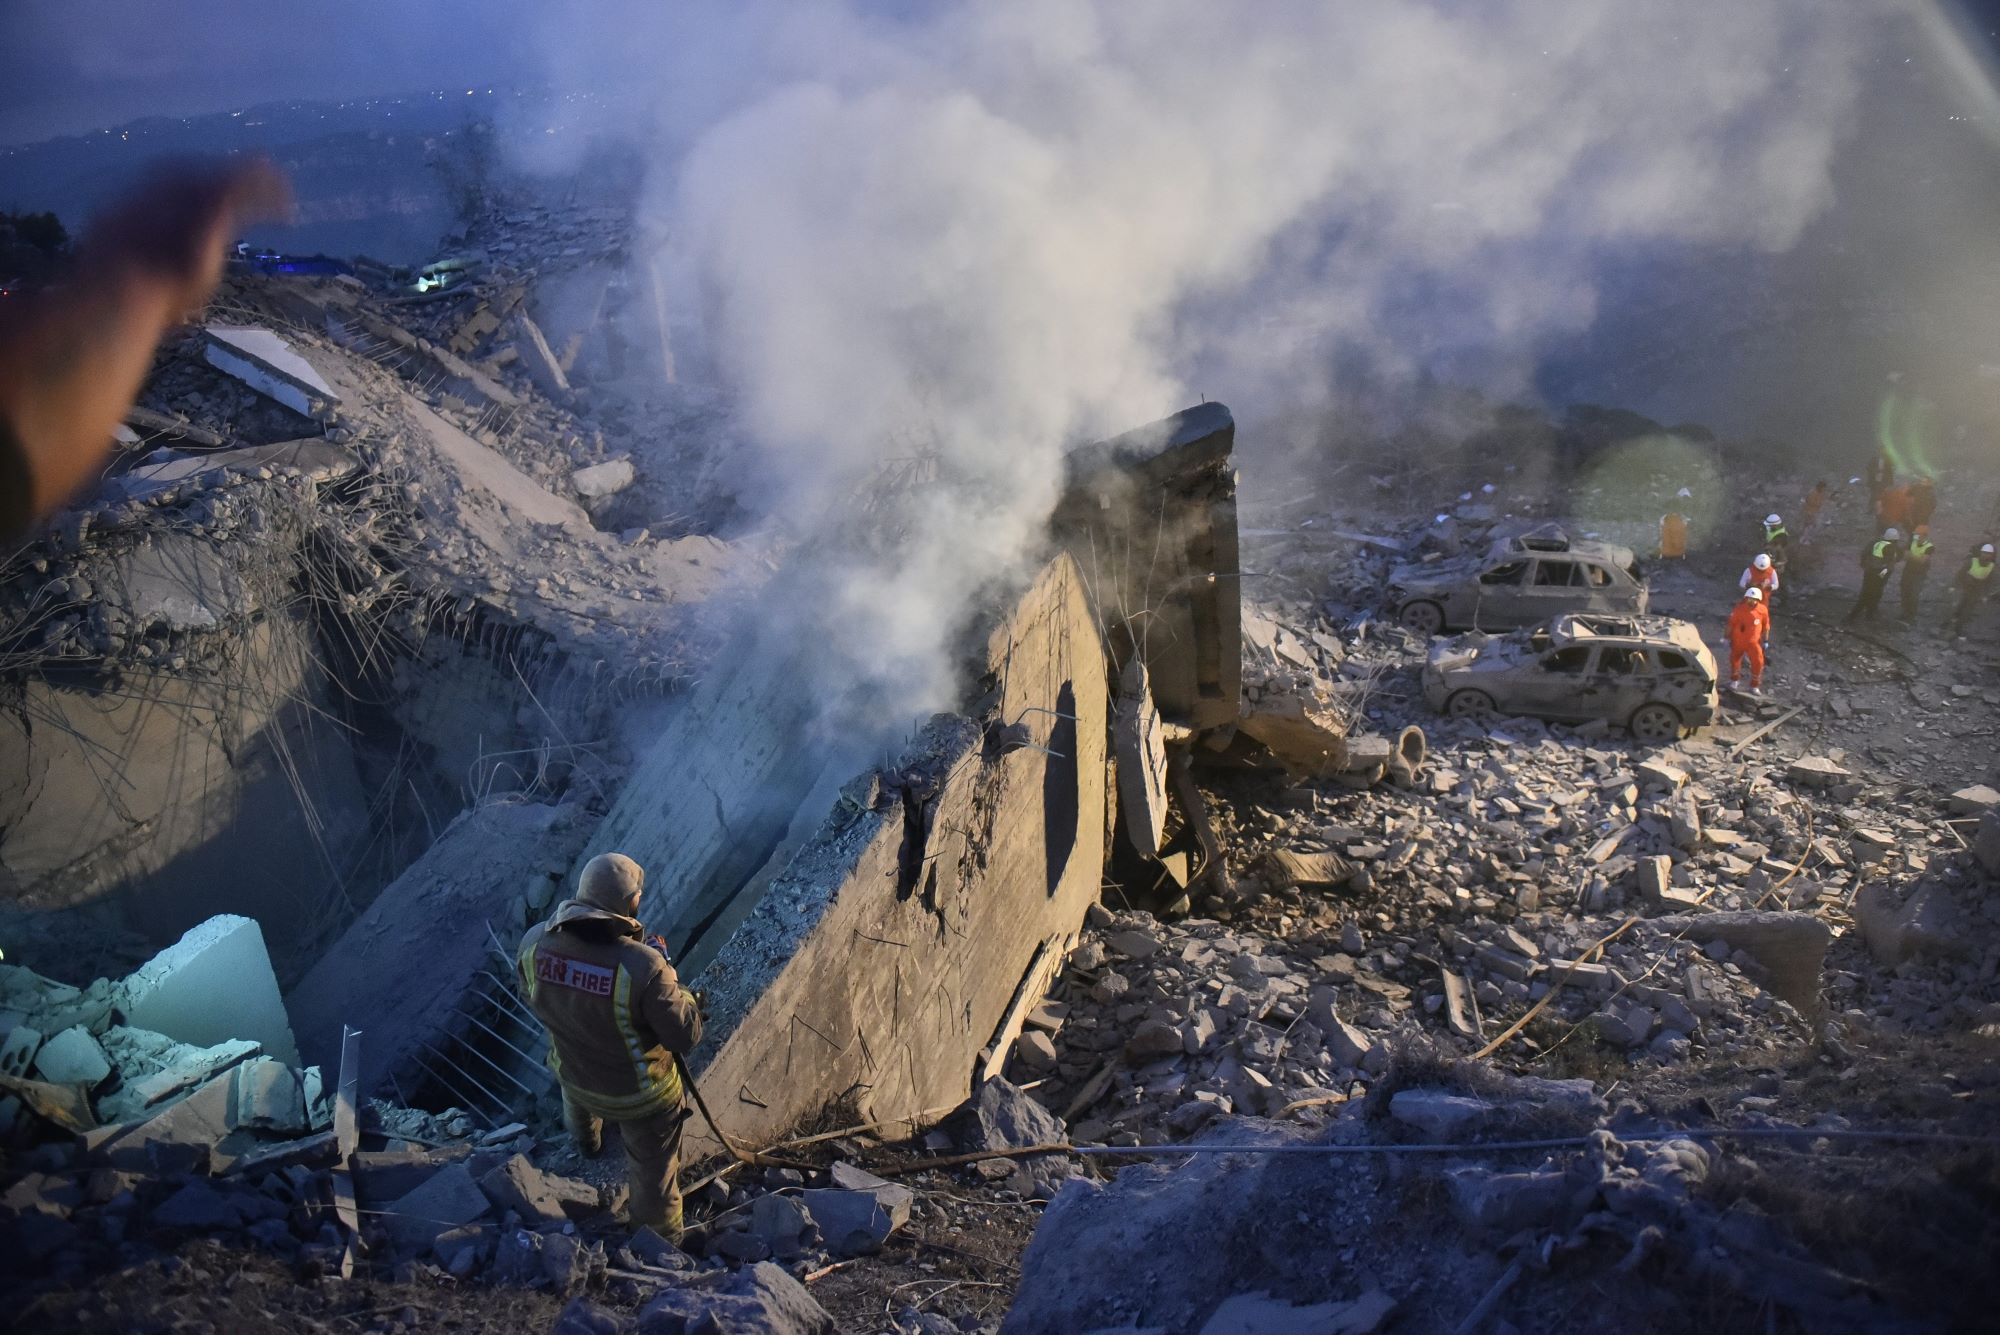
top-left (1845, 528), bottom-right (1904, 624)
top-left (1740, 552), bottom-right (1779, 602)
top-left (518, 853), bottom-right (703, 1241)
top-left (1727, 586), bottom-right (1770, 695)
top-left (1801, 481), bottom-right (1830, 536)
top-left (1899, 524), bottom-right (1935, 624)
top-left (1908, 476), bottom-right (1937, 530)
top-left (1946, 543), bottom-right (1995, 637)
top-left (1877, 482), bottom-right (1911, 533)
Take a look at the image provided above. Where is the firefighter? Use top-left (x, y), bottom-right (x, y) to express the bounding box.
top-left (1946, 542), bottom-right (1996, 637)
top-left (1727, 586), bottom-right (1770, 694)
top-left (518, 853), bottom-right (703, 1241)
top-left (1845, 528), bottom-right (1904, 624)
top-left (1899, 524), bottom-right (1935, 624)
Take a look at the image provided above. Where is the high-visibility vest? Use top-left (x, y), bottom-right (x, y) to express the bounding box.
top-left (1765, 524), bottom-right (1789, 546)
top-left (1871, 540), bottom-right (1894, 561)
top-left (1909, 537), bottom-right (1934, 561)
top-left (1972, 557), bottom-right (1995, 582)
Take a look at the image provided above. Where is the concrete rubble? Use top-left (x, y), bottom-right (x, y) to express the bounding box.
top-left (3, 199), bottom-right (1997, 1332)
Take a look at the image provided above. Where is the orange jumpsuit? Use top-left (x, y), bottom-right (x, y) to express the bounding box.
top-left (1727, 598), bottom-right (1770, 688)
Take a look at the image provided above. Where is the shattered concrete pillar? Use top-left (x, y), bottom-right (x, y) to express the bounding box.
top-left (119, 915), bottom-right (299, 1067)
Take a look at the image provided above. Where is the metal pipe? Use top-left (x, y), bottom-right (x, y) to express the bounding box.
top-left (449, 1010), bottom-right (547, 1093)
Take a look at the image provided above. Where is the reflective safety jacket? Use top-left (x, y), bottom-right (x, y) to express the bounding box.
top-left (1908, 536), bottom-right (1935, 564)
top-left (1960, 556), bottom-right (1995, 590)
top-left (518, 901), bottom-right (703, 1119)
top-left (1863, 539), bottom-right (1901, 578)
top-left (1763, 523), bottom-right (1789, 550)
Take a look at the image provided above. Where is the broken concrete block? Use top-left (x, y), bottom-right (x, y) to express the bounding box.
top-left (88, 1069), bottom-right (239, 1173)
top-left (1785, 756), bottom-right (1851, 788)
top-left (151, 1179), bottom-right (245, 1230)
top-left (1635, 855), bottom-right (1672, 905)
top-left (385, 1162), bottom-right (492, 1255)
top-left (1978, 809), bottom-right (2000, 876)
top-left (233, 1058), bottom-right (307, 1133)
top-left (635, 1261), bottom-right (835, 1334)
top-left (0, 1024), bottom-right (43, 1080)
top-left (1388, 1090), bottom-right (1494, 1140)
top-left (801, 1187), bottom-right (904, 1256)
top-left (750, 1192), bottom-right (815, 1259)
top-left (1323, 1018), bottom-right (1375, 1069)
top-left (1948, 784), bottom-right (2000, 816)
top-left (1852, 884), bottom-right (1970, 968)
top-left (1238, 689), bottom-right (1350, 777)
top-left (1015, 1029), bottom-right (1059, 1072)
top-left (32, 1026), bottom-right (108, 1086)
top-left (478, 1154), bottom-right (598, 1226)
top-left (1593, 1005), bottom-right (1656, 1048)
top-left (1651, 911), bottom-right (1831, 1010)
top-left (828, 1161), bottom-right (914, 1226)
top-left (120, 915), bottom-right (298, 1067)
top-left (1125, 1019), bottom-right (1185, 1062)
top-left (572, 459), bottom-right (635, 499)
top-left (1257, 849), bottom-right (1357, 892)
top-left (1635, 759), bottom-right (1689, 791)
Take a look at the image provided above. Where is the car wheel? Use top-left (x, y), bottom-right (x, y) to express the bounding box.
top-left (1629, 702), bottom-right (1681, 743)
top-left (1445, 689), bottom-right (1495, 719)
top-left (1399, 601), bottom-right (1445, 636)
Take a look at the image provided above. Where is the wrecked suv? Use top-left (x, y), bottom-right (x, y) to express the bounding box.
top-left (1389, 530), bottom-right (1648, 635)
top-left (1421, 612), bottom-right (1718, 742)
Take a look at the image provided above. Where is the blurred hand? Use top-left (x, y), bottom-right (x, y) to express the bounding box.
top-left (0, 157), bottom-right (292, 535)
top-left (84, 157), bottom-right (294, 318)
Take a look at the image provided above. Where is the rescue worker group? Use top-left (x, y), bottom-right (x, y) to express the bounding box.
top-left (1714, 465), bottom-right (1994, 696)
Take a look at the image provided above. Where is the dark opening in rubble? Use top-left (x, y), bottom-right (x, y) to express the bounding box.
top-left (1042, 681), bottom-right (1079, 894)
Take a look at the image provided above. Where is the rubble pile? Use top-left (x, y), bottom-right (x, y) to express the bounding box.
top-left (1004, 1085), bottom-right (1895, 1335)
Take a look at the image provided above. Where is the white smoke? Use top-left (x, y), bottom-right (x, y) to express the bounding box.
top-left (525, 0), bottom-right (1885, 718)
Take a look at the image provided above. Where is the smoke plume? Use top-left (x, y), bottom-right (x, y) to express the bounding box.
top-left (525, 0), bottom-right (1887, 720)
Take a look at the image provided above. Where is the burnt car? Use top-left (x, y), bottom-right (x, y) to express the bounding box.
top-left (1389, 529), bottom-right (1648, 635)
top-left (1421, 612), bottom-right (1717, 742)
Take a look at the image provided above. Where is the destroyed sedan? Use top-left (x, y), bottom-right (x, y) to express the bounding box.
top-left (1421, 613), bottom-right (1717, 742)
top-left (1389, 530), bottom-right (1648, 635)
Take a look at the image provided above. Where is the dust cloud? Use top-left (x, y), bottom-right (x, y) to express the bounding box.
top-left (519, 0), bottom-right (1889, 722)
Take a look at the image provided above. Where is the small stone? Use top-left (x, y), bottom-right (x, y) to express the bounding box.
top-left (1014, 1030), bottom-right (1059, 1072)
top-left (1125, 1019), bottom-right (1184, 1061)
top-left (1388, 1090), bottom-right (1494, 1140)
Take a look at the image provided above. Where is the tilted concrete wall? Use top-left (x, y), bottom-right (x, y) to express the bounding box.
top-left (683, 554), bottom-right (1111, 1154)
top-left (570, 600), bottom-right (839, 967)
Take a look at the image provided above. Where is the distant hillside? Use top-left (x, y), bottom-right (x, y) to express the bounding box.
top-left (0, 90), bottom-right (494, 264)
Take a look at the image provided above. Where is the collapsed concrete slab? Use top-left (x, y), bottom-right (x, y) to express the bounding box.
top-left (120, 915), bottom-right (299, 1067)
top-left (286, 802), bottom-right (590, 1097)
top-left (203, 325), bottom-right (342, 422)
top-left (683, 554), bottom-right (1109, 1154)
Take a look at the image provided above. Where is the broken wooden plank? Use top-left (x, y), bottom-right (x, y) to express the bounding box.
top-left (1727, 706), bottom-right (1804, 759)
top-left (974, 937), bottom-right (1067, 1090)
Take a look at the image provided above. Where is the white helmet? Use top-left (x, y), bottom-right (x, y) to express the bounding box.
top-left (1984, 544), bottom-right (1996, 555)
top-left (1744, 586), bottom-right (1764, 601)
top-left (1884, 527), bottom-right (1902, 541)
top-left (1765, 513), bottom-right (1782, 526)
top-left (1753, 553), bottom-right (1771, 570)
